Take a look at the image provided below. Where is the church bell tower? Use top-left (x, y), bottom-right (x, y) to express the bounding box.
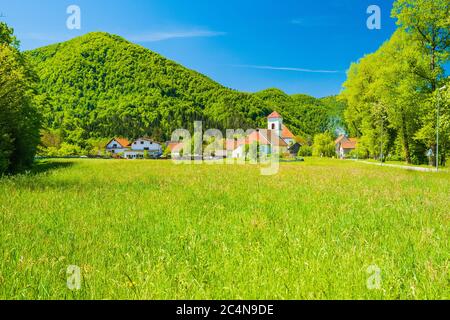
top-left (267, 111), bottom-right (283, 138)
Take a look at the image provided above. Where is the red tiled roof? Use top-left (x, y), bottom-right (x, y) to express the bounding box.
top-left (108, 138), bottom-right (131, 148)
top-left (225, 139), bottom-right (244, 150)
top-left (342, 140), bottom-right (357, 149)
top-left (268, 111), bottom-right (282, 119)
top-left (239, 130), bottom-right (288, 147)
top-left (167, 142), bottom-right (184, 152)
top-left (281, 125), bottom-right (294, 139)
top-left (335, 135), bottom-right (348, 145)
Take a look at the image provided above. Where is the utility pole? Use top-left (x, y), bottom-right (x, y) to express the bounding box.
top-left (436, 85), bottom-right (447, 172)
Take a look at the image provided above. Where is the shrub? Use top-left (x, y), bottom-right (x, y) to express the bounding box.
top-left (298, 145), bottom-right (313, 157)
top-left (57, 143), bottom-right (83, 157)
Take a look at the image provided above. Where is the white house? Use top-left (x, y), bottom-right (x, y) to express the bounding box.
top-left (106, 137), bottom-right (163, 159)
top-left (105, 138), bottom-right (131, 155)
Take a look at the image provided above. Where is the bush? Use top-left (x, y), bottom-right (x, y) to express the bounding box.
top-left (298, 145), bottom-right (313, 157)
top-left (347, 148), bottom-right (367, 159)
top-left (162, 146), bottom-right (172, 159)
top-left (57, 143), bottom-right (83, 157)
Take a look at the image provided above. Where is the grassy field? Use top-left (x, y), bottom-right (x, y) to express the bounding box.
top-left (0, 158), bottom-right (448, 299)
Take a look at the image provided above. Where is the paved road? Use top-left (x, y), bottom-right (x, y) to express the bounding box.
top-left (352, 160), bottom-right (448, 173)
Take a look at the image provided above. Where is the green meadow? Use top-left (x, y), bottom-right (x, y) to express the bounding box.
top-left (0, 158), bottom-right (448, 300)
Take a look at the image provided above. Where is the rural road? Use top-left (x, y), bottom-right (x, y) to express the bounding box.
top-left (352, 160), bottom-right (448, 173)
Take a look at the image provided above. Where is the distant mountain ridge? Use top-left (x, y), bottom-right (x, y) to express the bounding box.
top-left (27, 32), bottom-right (345, 147)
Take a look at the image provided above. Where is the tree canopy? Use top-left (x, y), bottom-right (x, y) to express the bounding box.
top-left (339, 0), bottom-right (449, 165)
top-left (0, 23), bottom-right (41, 174)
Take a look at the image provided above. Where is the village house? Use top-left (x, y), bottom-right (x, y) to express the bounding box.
top-left (106, 137), bottom-right (163, 159)
top-left (105, 138), bottom-right (131, 155)
top-left (335, 135), bottom-right (358, 159)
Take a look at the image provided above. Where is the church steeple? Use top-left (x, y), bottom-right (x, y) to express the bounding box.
top-left (267, 111), bottom-right (283, 138)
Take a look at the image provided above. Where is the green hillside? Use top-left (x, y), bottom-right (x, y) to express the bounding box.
top-left (27, 32), bottom-right (344, 150)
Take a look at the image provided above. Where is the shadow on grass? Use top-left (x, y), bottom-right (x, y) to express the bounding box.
top-left (30, 160), bottom-right (75, 176)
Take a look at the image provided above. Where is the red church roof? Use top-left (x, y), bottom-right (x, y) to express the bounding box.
top-left (268, 111), bottom-right (282, 119)
top-left (281, 125), bottom-right (294, 139)
top-left (239, 130), bottom-right (288, 147)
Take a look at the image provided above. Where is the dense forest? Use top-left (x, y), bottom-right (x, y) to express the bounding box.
top-left (26, 32), bottom-right (344, 156)
top-left (339, 0), bottom-right (449, 165)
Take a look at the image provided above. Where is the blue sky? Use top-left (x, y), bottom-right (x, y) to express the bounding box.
top-left (0, 0), bottom-right (398, 97)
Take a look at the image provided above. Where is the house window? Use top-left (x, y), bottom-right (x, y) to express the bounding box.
top-left (272, 123), bottom-right (275, 130)
top-left (113, 144), bottom-right (117, 148)
top-left (141, 141), bottom-right (144, 145)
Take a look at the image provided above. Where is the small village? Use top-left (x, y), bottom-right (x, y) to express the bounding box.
top-left (106, 111), bottom-right (358, 160)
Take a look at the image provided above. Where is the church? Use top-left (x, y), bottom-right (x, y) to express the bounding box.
top-left (231, 111), bottom-right (297, 158)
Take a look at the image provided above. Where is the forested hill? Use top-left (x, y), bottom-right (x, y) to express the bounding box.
top-left (27, 32), bottom-right (344, 148)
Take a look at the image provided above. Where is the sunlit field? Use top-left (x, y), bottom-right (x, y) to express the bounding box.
top-left (0, 158), bottom-right (448, 299)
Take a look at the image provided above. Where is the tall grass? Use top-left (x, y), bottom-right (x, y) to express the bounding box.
top-left (0, 158), bottom-right (448, 299)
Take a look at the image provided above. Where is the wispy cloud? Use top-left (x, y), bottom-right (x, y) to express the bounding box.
top-left (128, 29), bottom-right (226, 42)
top-left (20, 28), bottom-right (226, 43)
top-left (290, 16), bottom-right (338, 27)
top-left (232, 64), bottom-right (342, 74)
top-left (290, 19), bottom-right (305, 25)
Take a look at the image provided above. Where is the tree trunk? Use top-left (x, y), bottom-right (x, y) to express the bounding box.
top-left (430, 37), bottom-right (437, 91)
top-left (400, 111), bottom-right (411, 164)
top-left (440, 144), bottom-right (447, 167)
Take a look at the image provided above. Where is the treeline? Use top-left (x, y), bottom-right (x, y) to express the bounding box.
top-left (339, 0), bottom-right (449, 165)
top-left (26, 32), bottom-right (345, 156)
top-left (0, 23), bottom-right (41, 174)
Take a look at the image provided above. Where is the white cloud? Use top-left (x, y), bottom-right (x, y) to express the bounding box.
top-left (128, 29), bottom-right (226, 42)
top-left (290, 16), bottom-right (338, 27)
top-left (232, 64), bottom-right (341, 74)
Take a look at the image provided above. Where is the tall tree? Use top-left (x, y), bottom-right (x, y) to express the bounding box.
top-left (0, 23), bottom-right (41, 174)
top-left (393, 0), bottom-right (450, 91)
top-left (393, 0), bottom-right (450, 164)
top-left (340, 1), bottom-right (449, 164)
